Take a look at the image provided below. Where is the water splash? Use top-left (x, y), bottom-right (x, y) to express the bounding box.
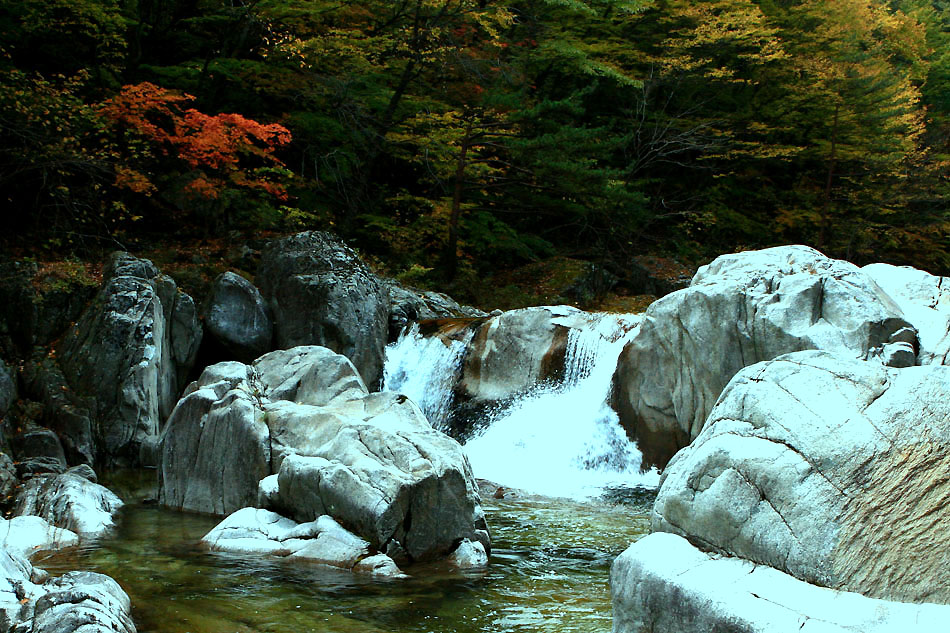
top-left (463, 313), bottom-right (660, 499)
top-left (382, 323), bottom-right (474, 432)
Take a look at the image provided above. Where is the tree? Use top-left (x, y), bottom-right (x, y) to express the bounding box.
top-left (99, 82), bottom-right (293, 227)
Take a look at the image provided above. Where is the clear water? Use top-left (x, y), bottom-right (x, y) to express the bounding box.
top-left (34, 473), bottom-right (651, 633)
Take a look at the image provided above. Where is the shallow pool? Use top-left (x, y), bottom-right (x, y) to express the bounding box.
top-left (35, 473), bottom-right (652, 633)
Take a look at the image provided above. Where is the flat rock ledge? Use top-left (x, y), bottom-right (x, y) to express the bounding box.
top-left (202, 508), bottom-right (407, 578)
top-left (611, 533), bottom-right (948, 633)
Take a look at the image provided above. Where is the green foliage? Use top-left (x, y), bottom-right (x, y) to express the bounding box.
top-left (3, 0), bottom-right (950, 278)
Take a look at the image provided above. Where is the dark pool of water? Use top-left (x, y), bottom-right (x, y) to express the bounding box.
top-left (34, 472), bottom-right (652, 633)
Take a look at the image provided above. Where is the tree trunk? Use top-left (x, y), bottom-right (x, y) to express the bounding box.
top-left (819, 103), bottom-right (839, 251)
top-left (445, 119), bottom-right (474, 280)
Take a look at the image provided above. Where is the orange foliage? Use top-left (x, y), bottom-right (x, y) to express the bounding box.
top-left (99, 82), bottom-right (292, 201)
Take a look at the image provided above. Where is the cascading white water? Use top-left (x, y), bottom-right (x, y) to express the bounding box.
top-left (463, 312), bottom-right (661, 499)
top-left (382, 323), bottom-right (474, 432)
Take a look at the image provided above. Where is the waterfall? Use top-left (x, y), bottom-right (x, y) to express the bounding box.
top-left (463, 312), bottom-right (660, 499)
top-left (382, 323), bottom-right (473, 432)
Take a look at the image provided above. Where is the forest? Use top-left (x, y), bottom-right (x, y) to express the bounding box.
top-left (2, 0), bottom-right (950, 301)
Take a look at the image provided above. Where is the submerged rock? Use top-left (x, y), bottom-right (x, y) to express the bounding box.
top-left (611, 533), bottom-right (948, 633)
top-left (257, 231), bottom-right (389, 387)
top-left (160, 345), bottom-right (489, 566)
top-left (652, 350), bottom-right (950, 603)
top-left (57, 253), bottom-right (202, 466)
top-left (203, 271), bottom-right (273, 363)
top-left (613, 245), bottom-right (916, 469)
top-left (14, 468), bottom-right (123, 538)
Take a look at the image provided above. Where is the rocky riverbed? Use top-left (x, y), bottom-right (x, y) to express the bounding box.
top-left (6, 234), bottom-right (950, 632)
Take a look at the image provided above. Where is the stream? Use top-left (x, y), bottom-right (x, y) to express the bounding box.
top-left (35, 472), bottom-right (652, 633)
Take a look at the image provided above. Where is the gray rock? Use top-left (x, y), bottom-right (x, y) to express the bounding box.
top-left (257, 232), bottom-right (389, 387)
top-left (0, 452), bottom-right (16, 500)
top-left (14, 458), bottom-right (66, 479)
top-left (204, 272), bottom-right (273, 363)
top-left (613, 245), bottom-right (916, 469)
top-left (19, 357), bottom-right (95, 466)
top-left (611, 533), bottom-right (948, 633)
top-left (160, 345), bottom-right (488, 565)
top-left (652, 350), bottom-right (950, 603)
top-left (202, 508), bottom-right (404, 576)
top-left (459, 306), bottom-right (592, 402)
top-left (15, 470), bottom-right (122, 538)
top-left (386, 281), bottom-right (486, 339)
top-left (17, 570), bottom-right (136, 633)
top-left (57, 253), bottom-right (202, 466)
top-left (11, 427), bottom-right (66, 473)
top-left (448, 539), bottom-right (488, 569)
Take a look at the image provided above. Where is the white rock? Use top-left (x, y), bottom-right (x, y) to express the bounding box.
top-left (613, 245), bottom-right (916, 469)
top-left (612, 533), bottom-right (949, 633)
top-left (653, 349), bottom-right (950, 602)
top-left (203, 508), bottom-right (404, 576)
top-left (863, 262), bottom-right (950, 364)
top-left (0, 515), bottom-right (78, 559)
top-left (162, 346), bottom-right (489, 565)
top-left (15, 470), bottom-right (123, 538)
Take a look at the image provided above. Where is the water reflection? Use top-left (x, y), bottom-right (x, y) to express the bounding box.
top-left (35, 474), bottom-right (651, 633)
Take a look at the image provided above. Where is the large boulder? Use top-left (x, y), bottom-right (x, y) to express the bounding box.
top-left (257, 232), bottom-right (389, 387)
top-left (57, 253), bottom-right (202, 466)
top-left (611, 533), bottom-right (948, 633)
top-left (159, 345), bottom-right (488, 565)
top-left (613, 245), bottom-right (916, 469)
top-left (862, 262), bottom-right (950, 365)
top-left (14, 468), bottom-right (122, 538)
top-left (458, 306), bottom-right (595, 403)
top-left (652, 350), bottom-right (950, 603)
top-left (203, 271), bottom-right (273, 363)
